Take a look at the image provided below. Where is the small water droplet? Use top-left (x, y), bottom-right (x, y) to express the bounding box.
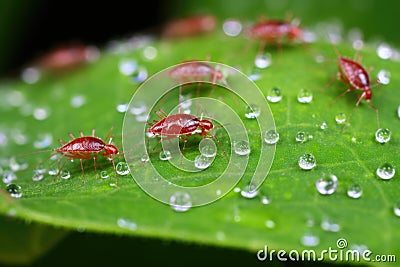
top-left (21, 67), bottom-right (40, 84)
top-left (301, 233), bottom-right (320, 247)
top-left (254, 53), bottom-right (272, 69)
top-left (100, 170), bottom-right (109, 179)
top-left (320, 122), bottom-right (328, 130)
top-left (117, 218), bottom-right (137, 231)
top-left (233, 140), bottom-right (251, 156)
top-left (320, 217), bottom-right (340, 232)
top-left (140, 154), bottom-right (150, 163)
top-left (240, 184), bottom-right (258, 199)
top-left (131, 67), bottom-right (148, 83)
top-left (199, 138), bottom-right (217, 157)
top-left (261, 195), bottom-right (271, 205)
top-left (223, 19), bottom-right (242, 37)
top-left (298, 153), bottom-right (316, 170)
top-left (116, 162), bottom-right (129, 175)
top-left (11, 129), bottom-right (28, 145)
top-left (48, 168), bottom-right (59, 176)
top-left (297, 88), bottom-right (313, 103)
top-left (33, 107), bottom-right (50, 120)
top-left (245, 104), bottom-right (261, 119)
top-left (70, 95), bottom-right (86, 108)
top-left (129, 102), bottom-right (147, 115)
top-left (375, 128), bottom-right (391, 144)
top-left (142, 46), bottom-right (157, 60)
top-left (335, 112), bottom-right (346, 124)
top-left (159, 150), bottom-right (172, 161)
top-left (6, 183), bottom-right (22, 198)
top-left (9, 157), bottom-right (28, 171)
top-left (119, 59), bottom-right (137, 75)
top-left (393, 201), bottom-right (400, 217)
top-left (264, 129), bottom-right (279, 144)
top-left (2, 170), bottom-right (17, 184)
top-left (347, 183), bottom-right (363, 199)
top-left (316, 173), bottom-right (338, 195)
top-left (170, 192), bottom-right (192, 212)
top-left (376, 163), bottom-right (395, 180)
top-left (266, 87), bottom-right (282, 103)
top-left (60, 170), bottom-right (71, 179)
top-left (265, 220), bottom-right (276, 229)
top-left (0, 131), bottom-right (8, 147)
top-left (33, 133), bottom-right (53, 149)
top-left (32, 170), bottom-right (45, 181)
top-left (194, 154), bottom-right (214, 170)
top-left (233, 187), bottom-right (241, 193)
top-left (398, 105), bottom-right (400, 119)
top-left (377, 69), bottom-right (390, 85)
top-left (116, 103), bottom-right (129, 113)
top-left (377, 43), bottom-right (392, 59)
top-left (295, 131), bottom-right (308, 143)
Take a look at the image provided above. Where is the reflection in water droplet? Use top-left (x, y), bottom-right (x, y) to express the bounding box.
top-left (199, 138), bottom-right (217, 157)
top-left (375, 128), bottom-right (391, 144)
top-left (223, 19), bottom-right (242, 37)
top-left (316, 173), bottom-right (338, 195)
top-left (297, 88), bottom-right (313, 103)
top-left (335, 113), bottom-right (346, 124)
top-left (298, 153), bottom-right (316, 170)
top-left (6, 184), bottom-right (22, 198)
top-left (295, 131), bottom-right (308, 143)
top-left (347, 183), bottom-right (363, 199)
top-left (194, 154), bottom-right (214, 170)
top-left (140, 154), bottom-right (149, 163)
top-left (159, 150), bottom-right (172, 161)
top-left (240, 184), bottom-right (258, 199)
top-left (266, 87), bottom-right (282, 103)
top-left (254, 53), bottom-right (272, 69)
top-left (245, 104), bottom-right (261, 119)
top-left (376, 163), bottom-right (395, 180)
top-left (264, 129), bottom-right (279, 144)
top-left (233, 140), bottom-right (251, 156)
top-left (377, 69), bottom-right (391, 85)
top-left (170, 192), bottom-right (192, 212)
top-left (301, 233), bottom-right (320, 247)
top-left (60, 170), bottom-right (71, 179)
top-left (116, 162), bottom-right (129, 175)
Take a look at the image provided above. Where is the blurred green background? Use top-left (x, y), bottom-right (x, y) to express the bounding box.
top-left (0, 0), bottom-right (399, 266)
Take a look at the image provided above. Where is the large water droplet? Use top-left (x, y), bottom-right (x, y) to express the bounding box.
top-left (347, 183), bottom-right (363, 199)
top-left (266, 87), bottom-right (282, 103)
top-left (301, 233), bottom-right (320, 247)
top-left (245, 104), bottom-right (261, 119)
top-left (298, 153), bottom-right (316, 170)
top-left (116, 162), bottom-right (129, 175)
top-left (295, 131), bottom-right (308, 143)
top-left (199, 138), bottom-right (217, 157)
top-left (194, 154), bottom-right (214, 170)
top-left (254, 53), bottom-right (272, 69)
top-left (264, 129), bottom-right (279, 144)
top-left (375, 128), bottom-right (391, 144)
top-left (6, 184), bottom-right (22, 198)
top-left (316, 173), bottom-right (338, 195)
top-left (223, 19), bottom-right (242, 37)
top-left (233, 140), bottom-right (250, 156)
top-left (159, 150), bottom-right (172, 161)
top-left (377, 69), bottom-right (391, 85)
top-left (335, 112), bottom-right (346, 124)
top-left (376, 163), bottom-right (395, 180)
top-left (393, 201), bottom-right (400, 217)
top-left (170, 192), bottom-right (192, 212)
top-left (297, 88), bottom-right (313, 103)
top-left (377, 43), bottom-right (392, 59)
top-left (240, 184), bottom-right (258, 199)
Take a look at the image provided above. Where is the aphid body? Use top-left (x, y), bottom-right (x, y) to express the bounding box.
top-left (168, 61), bottom-right (224, 85)
top-left (162, 15), bottom-right (216, 39)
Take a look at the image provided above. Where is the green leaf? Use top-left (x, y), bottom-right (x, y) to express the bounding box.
top-left (0, 26), bottom-right (399, 266)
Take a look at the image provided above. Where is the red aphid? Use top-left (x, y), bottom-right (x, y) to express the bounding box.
top-left (162, 15), bottom-right (217, 39)
top-left (52, 127), bottom-right (119, 176)
top-left (327, 47), bottom-right (380, 127)
top-left (168, 60), bottom-right (225, 85)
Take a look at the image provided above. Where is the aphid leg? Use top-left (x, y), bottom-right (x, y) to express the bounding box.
top-left (80, 131), bottom-right (84, 137)
top-left (321, 73), bottom-right (340, 92)
top-left (80, 159), bottom-right (85, 177)
top-left (92, 128), bottom-right (95, 137)
top-left (58, 139), bottom-right (67, 144)
top-left (365, 101), bottom-right (380, 128)
top-left (93, 154), bottom-right (97, 173)
top-left (328, 88), bottom-right (352, 107)
top-left (68, 133), bottom-right (75, 139)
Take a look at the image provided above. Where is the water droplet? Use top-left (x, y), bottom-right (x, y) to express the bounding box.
top-left (117, 218), bottom-right (137, 231)
top-left (233, 140), bottom-right (250, 156)
top-left (119, 59), bottom-right (137, 75)
top-left (6, 184), bottom-right (22, 198)
top-left (216, 231), bottom-right (226, 241)
top-left (11, 129), bottom-right (28, 145)
top-left (264, 129), bottom-right (279, 144)
top-left (159, 150), bottom-right (172, 161)
top-left (116, 103), bottom-right (129, 113)
top-left (297, 88), bottom-right (313, 103)
top-left (347, 183), bottom-right (363, 199)
top-left (245, 104), bottom-right (261, 119)
top-left (376, 163), bottom-right (395, 180)
top-left (393, 201), bottom-right (400, 217)
top-left (377, 69), bottom-right (390, 85)
top-left (131, 67), bottom-right (148, 83)
top-left (100, 170), bottom-right (109, 179)
top-left (129, 102), bottom-right (147, 115)
top-left (261, 195), bottom-right (271, 205)
top-left (169, 192), bottom-right (192, 212)
top-left (60, 170), bottom-right (71, 179)
top-left (233, 187), bottom-right (241, 193)
top-left (254, 53), bottom-right (272, 69)
top-left (48, 168), bottom-right (59, 176)
top-left (70, 95), bottom-right (86, 108)
top-left (375, 128), bottom-right (391, 144)
top-left (2, 170), bottom-right (17, 184)
top-left (301, 233), bottom-right (319, 247)
top-left (140, 154), bottom-right (150, 163)
top-left (320, 218), bottom-right (340, 232)
top-left (316, 173), bottom-right (338, 195)
top-left (265, 220), bottom-right (276, 229)
top-left (199, 138), bottom-right (217, 157)
top-left (194, 154), bottom-right (214, 170)
top-left (377, 43), bottom-right (392, 59)
top-left (223, 19), bottom-right (242, 37)
top-left (33, 133), bottom-right (53, 149)
top-left (116, 162), bottom-right (129, 175)
top-left (33, 107), bottom-right (50, 120)
top-left (266, 87), bottom-right (282, 103)
top-left (295, 131), bottom-right (308, 143)
top-left (0, 131), bottom-right (8, 147)
top-left (142, 46), bottom-right (157, 60)
top-left (335, 112), bottom-right (346, 124)
top-left (32, 170), bottom-right (45, 181)
top-left (240, 184), bottom-right (258, 199)
top-left (320, 122), bottom-right (327, 130)
top-left (298, 153), bottom-right (316, 170)
top-left (398, 105), bottom-right (400, 119)
top-left (9, 157), bottom-right (28, 171)
top-left (21, 67), bottom-right (40, 84)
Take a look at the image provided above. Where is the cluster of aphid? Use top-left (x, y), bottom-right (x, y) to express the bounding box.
top-left (25, 13), bottom-right (382, 179)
